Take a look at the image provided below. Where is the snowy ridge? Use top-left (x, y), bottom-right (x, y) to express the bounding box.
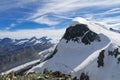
top-left (72, 41), bottom-right (111, 76)
top-left (71, 17), bottom-right (120, 45)
top-left (28, 17), bottom-right (120, 80)
top-left (73, 43), bottom-right (120, 80)
top-left (2, 59), bottom-right (40, 75)
top-left (70, 17), bottom-right (88, 26)
top-left (15, 39), bottom-right (29, 45)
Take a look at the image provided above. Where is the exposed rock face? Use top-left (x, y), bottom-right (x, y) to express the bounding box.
top-left (63, 24), bottom-right (101, 44)
top-left (97, 50), bottom-right (105, 67)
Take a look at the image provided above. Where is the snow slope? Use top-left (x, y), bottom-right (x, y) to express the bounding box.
top-left (1, 59), bottom-right (40, 75)
top-left (28, 17), bottom-right (120, 80)
top-left (73, 43), bottom-right (120, 80)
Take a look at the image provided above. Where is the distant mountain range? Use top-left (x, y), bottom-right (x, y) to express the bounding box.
top-left (0, 36), bottom-right (54, 72)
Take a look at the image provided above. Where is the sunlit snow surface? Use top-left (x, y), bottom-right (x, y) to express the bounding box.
top-left (10, 17), bottom-right (120, 79)
top-left (30, 18), bottom-right (120, 80)
top-left (28, 17), bottom-right (120, 80)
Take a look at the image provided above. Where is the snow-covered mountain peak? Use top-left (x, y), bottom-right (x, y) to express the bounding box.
top-left (29, 36), bottom-right (37, 42)
top-left (27, 17), bottom-right (120, 80)
top-left (69, 17), bottom-right (120, 46)
top-left (70, 17), bottom-right (88, 26)
top-left (29, 17), bottom-right (110, 73)
top-left (69, 17), bottom-right (101, 35)
top-left (63, 18), bottom-right (102, 45)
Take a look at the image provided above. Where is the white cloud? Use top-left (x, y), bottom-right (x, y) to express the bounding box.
top-left (27, 0), bottom-right (120, 26)
top-left (33, 15), bottom-right (59, 26)
top-left (82, 7), bottom-right (120, 29)
top-left (87, 8), bottom-right (120, 17)
top-left (93, 16), bottom-right (120, 29)
top-left (29, 0), bottom-right (120, 19)
top-left (53, 15), bottom-right (72, 20)
top-left (108, 23), bottom-right (120, 29)
top-left (0, 28), bottom-right (65, 40)
top-left (5, 23), bottom-right (16, 30)
top-left (101, 16), bottom-right (120, 24)
top-left (0, 0), bottom-right (38, 11)
top-left (105, 8), bottom-right (120, 14)
top-left (1, 0), bottom-right (119, 26)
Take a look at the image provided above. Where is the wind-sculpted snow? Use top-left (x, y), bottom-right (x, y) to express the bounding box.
top-left (29, 18), bottom-right (109, 72)
top-left (28, 17), bottom-right (120, 80)
top-left (73, 44), bottom-right (120, 80)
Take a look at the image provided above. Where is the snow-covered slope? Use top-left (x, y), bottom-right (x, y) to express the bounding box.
top-left (28, 17), bottom-right (120, 80)
top-left (73, 43), bottom-right (120, 80)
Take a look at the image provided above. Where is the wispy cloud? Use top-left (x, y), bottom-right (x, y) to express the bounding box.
top-left (83, 7), bottom-right (120, 28)
top-left (29, 0), bottom-right (120, 18)
top-left (0, 0), bottom-right (38, 11)
top-left (27, 0), bottom-right (120, 26)
top-left (101, 16), bottom-right (120, 28)
top-left (5, 23), bottom-right (16, 30)
top-left (108, 23), bottom-right (120, 29)
top-left (105, 8), bottom-right (120, 14)
top-left (1, 0), bottom-right (120, 27)
top-left (85, 8), bottom-right (120, 17)
top-left (32, 15), bottom-right (59, 26)
top-left (53, 15), bottom-right (72, 20)
top-left (101, 16), bottom-right (120, 24)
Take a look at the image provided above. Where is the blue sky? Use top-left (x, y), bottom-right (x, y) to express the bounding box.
top-left (0, 0), bottom-right (120, 39)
